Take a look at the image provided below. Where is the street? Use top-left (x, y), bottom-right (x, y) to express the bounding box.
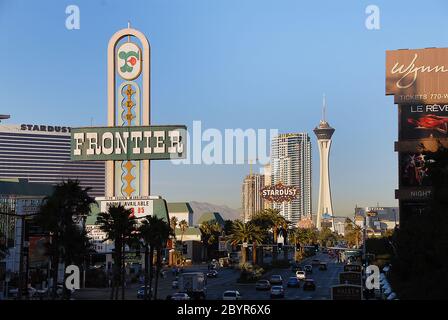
top-left (72, 252), bottom-right (343, 300)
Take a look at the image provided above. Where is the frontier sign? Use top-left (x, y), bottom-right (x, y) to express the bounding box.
top-left (71, 125), bottom-right (186, 161)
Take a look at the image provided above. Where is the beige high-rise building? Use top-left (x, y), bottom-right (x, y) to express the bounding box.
top-left (241, 174), bottom-right (265, 222)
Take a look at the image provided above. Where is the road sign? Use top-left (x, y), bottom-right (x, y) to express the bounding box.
top-left (339, 271), bottom-right (362, 285)
top-left (344, 264), bottom-right (362, 272)
top-left (331, 284), bottom-right (362, 300)
top-left (219, 240), bottom-right (227, 252)
top-left (15, 198), bottom-right (44, 216)
top-left (96, 196), bottom-right (169, 221)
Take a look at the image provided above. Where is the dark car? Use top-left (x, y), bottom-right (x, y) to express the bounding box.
top-left (303, 279), bottom-right (316, 291)
top-left (269, 275), bottom-right (283, 285)
top-left (287, 277), bottom-right (300, 288)
top-left (304, 265), bottom-right (313, 274)
top-left (255, 280), bottom-right (271, 291)
top-left (311, 259), bottom-right (320, 266)
top-left (207, 270), bottom-right (218, 278)
top-left (319, 263), bottom-right (327, 271)
top-left (270, 286), bottom-right (285, 298)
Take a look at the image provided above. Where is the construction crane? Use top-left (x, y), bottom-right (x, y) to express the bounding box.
top-left (249, 158), bottom-right (259, 176)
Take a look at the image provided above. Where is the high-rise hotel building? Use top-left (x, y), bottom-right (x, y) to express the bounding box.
top-left (270, 133), bottom-right (311, 225)
top-left (0, 124), bottom-right (105, 196)
top-left (241, 174), bottom-right (265, 222)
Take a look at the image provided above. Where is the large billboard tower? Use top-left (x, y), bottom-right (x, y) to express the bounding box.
top-left (314, 96), bottom-right (335, 230)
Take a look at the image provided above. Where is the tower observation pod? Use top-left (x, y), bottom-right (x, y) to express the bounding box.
top-left (313, 95), bottom-right (335, 231)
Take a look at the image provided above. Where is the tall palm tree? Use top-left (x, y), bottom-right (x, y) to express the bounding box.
top-left (344, 219), bottom-right (362, 248)
top-left (230, 220), bottom-right (264, 265)
top-left (169, 216), bottom-right (178, 235)
top-left (199, 221), bottom-right (221, 261)
top-left (96, 205), bottom-right (137, 300)
top-left (34, 179), bottom-right (95, 299)
top-left (138, 215), bottom-right (172, 300)
top-left (178, 219), bottom-right (188, 263)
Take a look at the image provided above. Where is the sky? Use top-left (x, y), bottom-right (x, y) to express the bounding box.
top-left (1, 0), bottom-right (448, 216)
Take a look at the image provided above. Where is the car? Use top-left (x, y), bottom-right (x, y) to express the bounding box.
top-left (269, 275), bottom-right (283, 285)
top-left (255, 280), bottom-right (271, 290)
top-left (270, 285), bottom-right (285, 298)
top-left (304, 265), bottom-right (313, 273)
top-left (137, 286), bottom-right (153, 299)
top-left (296, 270), bottom-right (306, 280)
top-left (171, 292), bottom-right (191, 300)
top-left (319, 263), bottom-right (327, 271)
top-left (222, 290), bottom-right (242, 300)
top-left (303, 279), bottom-right (316, 291)
top-left (287, 277), bottom-right (300, 288)
top-left (311, 259), bottom-right (320, 266)
top-left (206, 270), bottom-right (218, 278)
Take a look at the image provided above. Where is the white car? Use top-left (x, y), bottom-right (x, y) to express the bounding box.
top-left (171, 292), bottom-right (191, 300)
top-left (222, 290), bottom-right (242, 300)
top-left (296, 271), bottom-right (306, 280)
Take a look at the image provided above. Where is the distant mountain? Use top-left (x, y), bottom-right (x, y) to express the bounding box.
top-left (189, 201), bottom-right (241, 223)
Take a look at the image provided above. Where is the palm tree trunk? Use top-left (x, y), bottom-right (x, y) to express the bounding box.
top-left (241, 246), bottom-right (247, 264)
top-left (148, 246), bottom-right (154, 300)
top-left (154, 247), bottom-right (161, 300)
top-left (144, 245), bottom-right (149, 300)
top-left (51, 254), bottom-right (59, 300)
top-left (121, 241), bottom-right (125, 300)
top-left (273, 228), bottom-right (278, 262)
top-left (252, 242), bottom-right (257, 265)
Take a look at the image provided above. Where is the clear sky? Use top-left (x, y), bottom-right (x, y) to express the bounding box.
top-left (2, 0), bottom-right (448, 216)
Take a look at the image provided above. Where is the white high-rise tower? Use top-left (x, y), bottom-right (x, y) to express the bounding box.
top-left (314, 95), bottom-right (335, 230)
top-left (270, 133), bottom-right (312, 225)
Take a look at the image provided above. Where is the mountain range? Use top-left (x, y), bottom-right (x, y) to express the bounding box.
top-left (189, 201), bottom-right (241, 223)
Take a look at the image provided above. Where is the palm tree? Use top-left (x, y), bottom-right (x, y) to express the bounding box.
top-left (96, 205), bottom-right (137, 300)
top-left (178, 219), bottom-right (188, 263)
top-left (169, 216), bottom-right (178, 235)
top-left (199, 221), bottom-right (221, 261)
top-left (34, 179), bottom-right (95, 299)
top-left (344, 219), bottom-right (362, 248)
top-left (230, 220), bottom-right (264, 265)
top-left (138, 215), bottom-right (173, 300)
top-left (152, 218), bottom-right (172, 300)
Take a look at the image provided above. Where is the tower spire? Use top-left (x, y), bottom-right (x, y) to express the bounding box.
top-left (322, 94), bottom-right (326, 122)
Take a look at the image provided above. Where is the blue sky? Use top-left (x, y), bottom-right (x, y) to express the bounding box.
top-left (1, 0), bottom-right (448, 215)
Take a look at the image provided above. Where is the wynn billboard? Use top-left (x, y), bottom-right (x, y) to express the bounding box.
top-left (386, 48), bottom-right (448, 104)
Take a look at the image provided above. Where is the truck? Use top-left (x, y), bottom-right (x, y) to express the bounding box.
top-left (178, 272), bottom-right (207, 300)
